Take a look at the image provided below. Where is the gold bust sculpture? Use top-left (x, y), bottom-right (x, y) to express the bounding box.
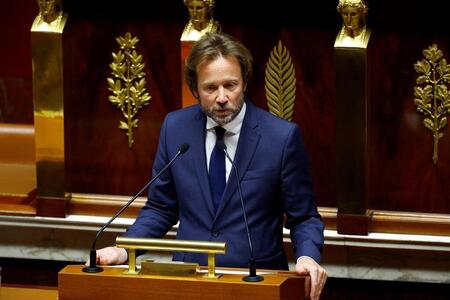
top-left (32, 0), bottom-right (67, 33)
top-left (335, 0), bottom-right (370, 47)
top-left (181, 0), bottom-right (219, 41)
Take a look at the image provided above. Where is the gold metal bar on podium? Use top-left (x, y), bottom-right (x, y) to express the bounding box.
top-left (206, 252), bottom-right (216, 279)
top-left (116, 237), bottom-right (226, 278)
top-left (127, 249), bottom-right (138, 275)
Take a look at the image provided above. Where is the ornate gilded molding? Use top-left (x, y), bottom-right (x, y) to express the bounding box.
top-left (107, 33), bottom-right (151, 148)
top-left (265, 40), bottom-right (296, 121)
top-left (414, 44), bottom-right (450, 164)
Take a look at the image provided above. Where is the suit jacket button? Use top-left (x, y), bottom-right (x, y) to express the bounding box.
top-left (212, 231), bottom-right (220, 237)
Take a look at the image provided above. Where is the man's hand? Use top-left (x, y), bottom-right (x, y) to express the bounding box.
top-left (295, 256), bottom-right (328, 300)
top-left (85, 246), bottom-right (128, 266)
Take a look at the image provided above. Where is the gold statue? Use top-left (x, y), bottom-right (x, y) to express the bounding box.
top-left (335, 0), bottom-right (370, 48)
top-left (32, 0), bottom-right (67, 33)
top-left (181, 0), bottom-right (219, 41)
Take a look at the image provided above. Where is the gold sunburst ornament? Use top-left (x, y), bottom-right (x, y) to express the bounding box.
top-left (414, 44), bottom-right (450, 164)
top-left (265, 40), bottom-right (296, 121)
top-left (107, 32), bottom-right (151, 148)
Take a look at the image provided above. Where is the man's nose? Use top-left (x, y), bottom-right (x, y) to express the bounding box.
top-left (216, 87), bottom-right (228, 103)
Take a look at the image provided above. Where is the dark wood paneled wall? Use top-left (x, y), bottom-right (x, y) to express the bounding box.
top-left (1, 0), bottom-right (449, 214)
top-left (369, 32), bottom-right (450, 213)
top-left (0, 0), bottom-right (35, 123)
top-left (62, 1), bottom-right (339, 202)
top-left (63, 16), bottom-right (183, 195)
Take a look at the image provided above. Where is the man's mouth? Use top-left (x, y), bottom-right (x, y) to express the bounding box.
top-left (215, 109), bottom-right (230, 116)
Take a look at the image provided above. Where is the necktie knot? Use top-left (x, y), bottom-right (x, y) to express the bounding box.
top-left (214, 126), bottom-right (226, 141)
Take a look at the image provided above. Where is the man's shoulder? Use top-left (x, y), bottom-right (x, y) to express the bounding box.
top-left (249, 102), bottom-right (297, 130)
top-left (165, 104), bottom-right (202, 122)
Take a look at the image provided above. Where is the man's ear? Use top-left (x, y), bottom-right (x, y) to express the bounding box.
top-left (192, 89), bottom-right (200, 99)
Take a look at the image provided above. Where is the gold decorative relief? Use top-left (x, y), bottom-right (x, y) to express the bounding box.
top-left (107, 32), bottom-right (151, 148)
top-left (181, 0), bottom-right (219, 41)
top-left (335, 0), bottom-right (370, 48)
top-left (265, 40), bottom-right (296, 121)
top-left (414, 44), bottom-right (450, 164)
top-left (32, 0), bottom-right (67, 33)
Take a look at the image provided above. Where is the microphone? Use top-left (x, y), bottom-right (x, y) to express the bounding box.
top-left (82, 143), bottom-right (190, 273)
top-left (217, 140), bottom-right (263, 282)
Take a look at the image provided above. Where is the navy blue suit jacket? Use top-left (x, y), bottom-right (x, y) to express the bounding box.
top-left (125, 100), bottom-right (324, 270)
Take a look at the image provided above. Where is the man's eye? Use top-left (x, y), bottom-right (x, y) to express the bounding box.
top-left (226, 83), bottom-right (237, 89)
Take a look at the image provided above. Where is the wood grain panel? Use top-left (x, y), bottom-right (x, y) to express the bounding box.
top-left (239, 28), bottom-right (337, 209)
top-left (368, 32), bottom-right (450, 213)
top-left (59, 265), bottom-right (307, 300)
top-left (63, 17), bottom-right (182, 195)
top-left (0, 0), bottom-right (36, 123)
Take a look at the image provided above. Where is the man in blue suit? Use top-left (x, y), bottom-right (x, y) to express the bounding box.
top-left (95, 32), bottom-right (327, 299)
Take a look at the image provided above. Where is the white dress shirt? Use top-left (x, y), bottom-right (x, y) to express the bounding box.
top-left (205, 102), bottom-right (246, 181)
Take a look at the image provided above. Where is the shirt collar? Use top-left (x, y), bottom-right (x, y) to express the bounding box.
top-left (206, 102), bottom-right (246, 135)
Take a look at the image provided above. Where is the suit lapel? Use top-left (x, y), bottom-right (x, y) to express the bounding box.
top-left (215, 101), bottom-right (260, 219)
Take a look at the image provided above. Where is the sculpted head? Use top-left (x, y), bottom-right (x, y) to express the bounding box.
top-left (337, 0), bottom-right (368, 38)
top-left (37, 0), bottom-right (62, 23)
top-left (183, 0), bottom-right (215, 31)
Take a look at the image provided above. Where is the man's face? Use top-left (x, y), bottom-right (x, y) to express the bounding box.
top-left (196, 55), bottom-right (246, 125)
top-left (340, 6), bottom-right (362, 37)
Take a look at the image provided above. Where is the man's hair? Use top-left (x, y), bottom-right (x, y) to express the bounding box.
top-left (184, 32), bottom-right (253, 97)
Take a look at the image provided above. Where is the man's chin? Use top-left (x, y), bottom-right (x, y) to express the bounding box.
top-left (212, 115), bottom-right (233, 125)
top-left (209, 110), bottom-right (230, 122)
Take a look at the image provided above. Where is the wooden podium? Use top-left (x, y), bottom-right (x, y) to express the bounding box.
top-left (59, 265), bottom-right (309, 300)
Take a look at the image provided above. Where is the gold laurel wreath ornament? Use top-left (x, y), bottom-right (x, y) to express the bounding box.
top-left (107, 32), bottom-right (151, 148)
top-left (414, 44), bottom-right (450, 164)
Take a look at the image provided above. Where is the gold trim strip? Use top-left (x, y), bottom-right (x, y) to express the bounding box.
top-left (372, 210), bottom-right (450, 221)
top-left (116, 237), bottom-right (226, 253)
top-left (70, 193), bottom-right (147, 206)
